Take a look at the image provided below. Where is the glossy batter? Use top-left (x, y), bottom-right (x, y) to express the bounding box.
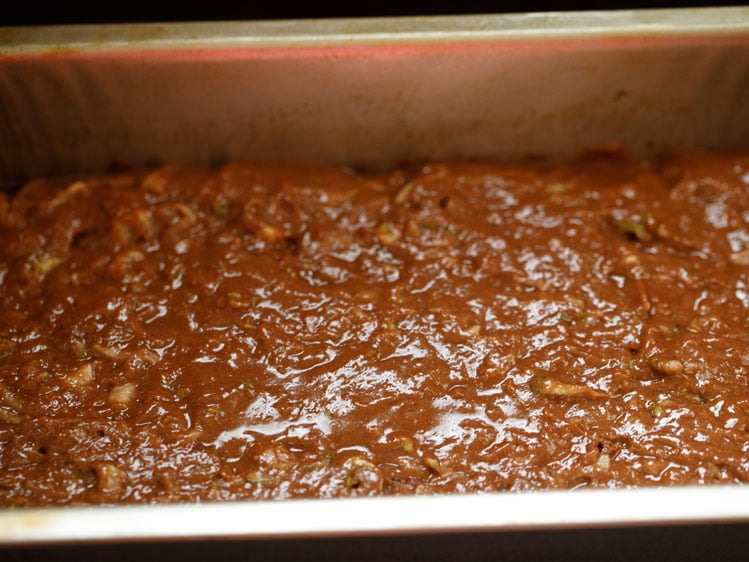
top-left (0, 149), bottom-right (747, 505)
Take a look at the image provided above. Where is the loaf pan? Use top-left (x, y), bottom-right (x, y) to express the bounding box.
top-left (0, 6), bottom-right (748, 550)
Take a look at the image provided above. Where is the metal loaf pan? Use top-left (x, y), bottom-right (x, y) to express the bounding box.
top-left (1, 7), bottom-right (748, 559)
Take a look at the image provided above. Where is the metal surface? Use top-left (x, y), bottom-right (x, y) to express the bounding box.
top-left (1, 486), bottom-right (749, 545)
top-left (0, 7), bottom-right (748, 546)
top-left (1, 7), bottom-right (749, 187)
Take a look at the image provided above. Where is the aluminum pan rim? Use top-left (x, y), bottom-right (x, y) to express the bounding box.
top-left (1, 7), bottom-right (749, 56)
top-left (1, 485), bottom-right (749, 545)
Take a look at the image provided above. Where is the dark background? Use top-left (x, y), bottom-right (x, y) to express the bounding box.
top-left (2, 1), bottom-right (745, 26)
top-left (4, 524), bottom-right (749, 562)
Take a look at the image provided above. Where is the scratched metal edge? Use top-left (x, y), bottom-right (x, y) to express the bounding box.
top-left (1, 7), bottom-right (749, 56)
top-left (1, 485), bottom-right (749, 545)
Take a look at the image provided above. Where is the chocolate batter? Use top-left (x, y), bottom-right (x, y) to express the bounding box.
top-left (0, 148), bottom-right (747, 505)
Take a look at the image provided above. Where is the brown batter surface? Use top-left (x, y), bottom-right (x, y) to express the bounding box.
top-left (0, 148), bottom-right (747, 505)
